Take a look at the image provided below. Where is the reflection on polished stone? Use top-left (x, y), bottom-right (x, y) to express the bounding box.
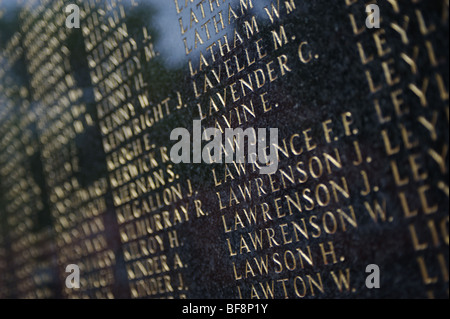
top-left (0, 0), bottom-right (448, 299)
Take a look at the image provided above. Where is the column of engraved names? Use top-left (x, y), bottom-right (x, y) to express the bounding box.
top-left (80, 0), bottom-right (195, 298)
top-left (0, 30), bottom-right (10, 296)
top-left (346, 0), bottom-right (449, 298)
top-left (0, 46), bottom-right (15, 299)
top-left (0, 28), bottom-right (58, 298)
top-left (20, 0), bottom-right (118, 298)
top-left (0, 47), bottom-right (13, 299)
top-left (174, 0), bottom-right (379, 298)
top-left (0, 232), bottom-right (7, 298)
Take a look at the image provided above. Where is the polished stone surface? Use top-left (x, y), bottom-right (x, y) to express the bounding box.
top-left (0, 0), bottom-right (448, 299)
